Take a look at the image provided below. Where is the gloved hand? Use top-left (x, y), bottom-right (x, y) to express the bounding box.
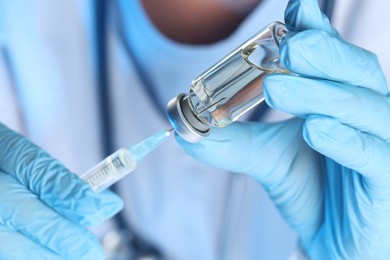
top-left (178, 0), bottom-right (390, 259)
top-left (0, 123), bottom-right (123, 259)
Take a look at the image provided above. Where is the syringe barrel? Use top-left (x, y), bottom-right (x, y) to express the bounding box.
top-left (81, 148), bottom-right (136, 192)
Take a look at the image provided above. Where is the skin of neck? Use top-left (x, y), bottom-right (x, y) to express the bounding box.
top-left (141, 0), bottom-right (262, 44)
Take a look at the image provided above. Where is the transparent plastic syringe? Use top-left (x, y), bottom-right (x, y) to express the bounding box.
top-left (81, 129), bottom-right (172, 192)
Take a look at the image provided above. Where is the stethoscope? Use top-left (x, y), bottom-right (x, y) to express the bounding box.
top-left (94, 1), bottom-right (165, 259)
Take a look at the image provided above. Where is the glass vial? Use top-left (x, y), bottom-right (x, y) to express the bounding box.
top-left (167, 21), bottom-right (288, 142)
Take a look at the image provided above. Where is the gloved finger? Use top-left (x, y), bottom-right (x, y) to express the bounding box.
top-left (176, 118), bottom-right (304, 184)
top-left (0, 123), bottom-right (123, 226)
top-left (0, 224), bottom-right (62, 260)
top-left (303, 115), bottom-right (390, 196)
top-left (263, 75), bottom-right (390, 141)
top-left (0, 173), bottom-right (104, 259)
top-left (279, 30), bottom-right (388, 94)
top-left (284, 0), bottom-right (333, 33)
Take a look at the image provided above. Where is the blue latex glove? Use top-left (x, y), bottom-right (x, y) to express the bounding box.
top-left (178, 0), bottom-right (390, 258)
top-left (0, 123), bottom-right (123, 259)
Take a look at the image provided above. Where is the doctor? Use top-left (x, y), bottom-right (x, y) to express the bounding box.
top-left (0, 0), bottom-right (389, 259)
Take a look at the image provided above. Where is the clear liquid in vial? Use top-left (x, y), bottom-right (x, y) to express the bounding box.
top-left (189, 24), bottom-right (288, 127)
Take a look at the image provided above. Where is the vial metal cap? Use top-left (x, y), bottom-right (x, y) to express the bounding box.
top-left (166, 94), bottom-right (210, 143)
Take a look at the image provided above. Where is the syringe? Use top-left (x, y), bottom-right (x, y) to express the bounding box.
top-left (81, 129), bottom-right (172, 192)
